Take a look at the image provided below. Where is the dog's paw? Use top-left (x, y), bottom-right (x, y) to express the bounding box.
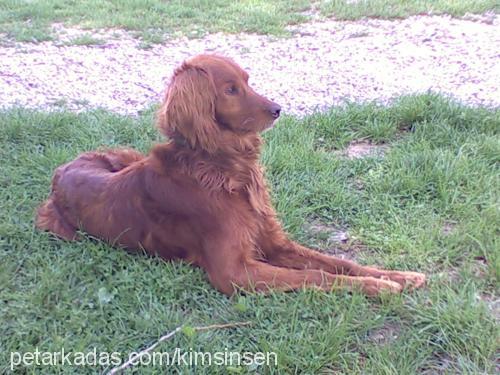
top-left (381, 271), bottom-right (426, 290)
top-left (362, 277), bottom-right (403, 297)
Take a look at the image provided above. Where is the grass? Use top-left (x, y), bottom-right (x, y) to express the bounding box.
top-left (0, 0), bottom-right (310, 43)
top-left (0, 0), bottom-right (498, 44)
top-left (320, 0), bottom-right (500, 20)
top-left (64, 34), bottom-right (105, 46)
top-left (0, 94), bottom-right (498, 373)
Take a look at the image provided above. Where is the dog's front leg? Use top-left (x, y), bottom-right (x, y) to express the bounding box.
top-left (259, 221), bottom-right (425, 290)
top-left (197, 231), bottom-right (401, 296)
top-left (204, 257), bottom-right (402, 297)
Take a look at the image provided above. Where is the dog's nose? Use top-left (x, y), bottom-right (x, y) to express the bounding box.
top-left (269, 104), bottom-right (281, 119)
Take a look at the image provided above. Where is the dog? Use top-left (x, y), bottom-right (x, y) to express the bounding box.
top-left (36, 54), bottom-right (426, 296)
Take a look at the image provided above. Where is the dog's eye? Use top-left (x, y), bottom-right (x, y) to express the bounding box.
top-left (225, 85), bottom-right (238, 95)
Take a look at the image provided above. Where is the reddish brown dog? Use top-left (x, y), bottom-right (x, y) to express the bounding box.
top-left (37, 55), bottom-right (425, 296)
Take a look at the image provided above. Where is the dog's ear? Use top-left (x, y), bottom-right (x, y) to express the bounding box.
top-left (157, 63), bottom-right (220, 153)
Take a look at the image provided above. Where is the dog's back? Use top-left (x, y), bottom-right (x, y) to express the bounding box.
top-left (36, 149), bottom-right (144, 241)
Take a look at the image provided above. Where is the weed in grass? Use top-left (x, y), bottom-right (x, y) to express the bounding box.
top-left (340, 141), bottom-right (388, 159)
top-left (1, 21), bottom-right (54, 43)
top-left (0, 94), bottom-right (498, 373)
top-left (65, 34), bottom-right (105, 46)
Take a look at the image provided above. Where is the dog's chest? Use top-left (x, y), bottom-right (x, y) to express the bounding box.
top-left (202, 162), bottom-right (272, 217)
top-left (229, 177), bottom-right (271, 218)
top-left (246, 184), bottom-right (270, 217)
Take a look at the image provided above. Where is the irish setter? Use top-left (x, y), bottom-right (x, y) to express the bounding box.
top-left (37, 54), bottom-right (425, 296)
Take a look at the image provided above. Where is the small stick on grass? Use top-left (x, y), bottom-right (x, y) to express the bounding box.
top-left (107, 321), bottom-right (252, 374)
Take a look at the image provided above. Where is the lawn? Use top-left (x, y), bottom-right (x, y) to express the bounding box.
top-left (0, 0), bottom-right (498, 43)
top-left (1, 94), bottom-right (498, 373)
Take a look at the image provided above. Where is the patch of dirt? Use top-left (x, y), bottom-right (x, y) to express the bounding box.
top-left (306, 221), bottom-right (359, 259)
top-left (470, 256), bottom-right (488, 278)
top-left (437, 267), bottom-right (461, 284)
top-left (308, 221), bottom-right (349, 244)
top-left (437, 257), bottom-right (488, 284)
top-left (304, 220), bottom-right (376, 261)
top-left (479, 293), bottom-right (500, 322)
top-left (367, 321), bottom-right (402, 345)
top-left (353, 178), bottom-right (365, 190)
top-left (309, 222), bottom-right (349, 243)
top-left (324, 247), bottom-right (360, 261)
top-left (421, 353), bottom-right (456, 374)
top-left (340, 141), bottom-right (388, 159)
top-left (441, 221), bottom-right (457, 235)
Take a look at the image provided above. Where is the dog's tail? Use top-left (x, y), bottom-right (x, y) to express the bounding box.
top-left (36, 197), bottom-right (78, 240)
top-left (94, 148), bottom-right (145, 172)
top-left (36, 165), bottom-right (78, 240)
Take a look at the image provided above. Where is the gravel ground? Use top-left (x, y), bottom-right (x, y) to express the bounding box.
top-left (0, 15), bottom-right (499, 116)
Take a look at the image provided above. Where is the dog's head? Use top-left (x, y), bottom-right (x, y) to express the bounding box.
top-left (157, 54), bottom-right (281, 153)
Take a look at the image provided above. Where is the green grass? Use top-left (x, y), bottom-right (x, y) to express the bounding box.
top-left (0, 0), bottom-right (310, 43)
top-left (64, 34), bottom-right (105, 46)
top-left (1, 94), bottom-right (498, 373)
top-left (320, 0), bottom-right (500, 20)
top-left (0, 0), bottom-right (498, 44)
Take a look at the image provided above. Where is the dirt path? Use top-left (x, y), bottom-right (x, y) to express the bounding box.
top-left (1, 15), bottom-right (498, 115)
